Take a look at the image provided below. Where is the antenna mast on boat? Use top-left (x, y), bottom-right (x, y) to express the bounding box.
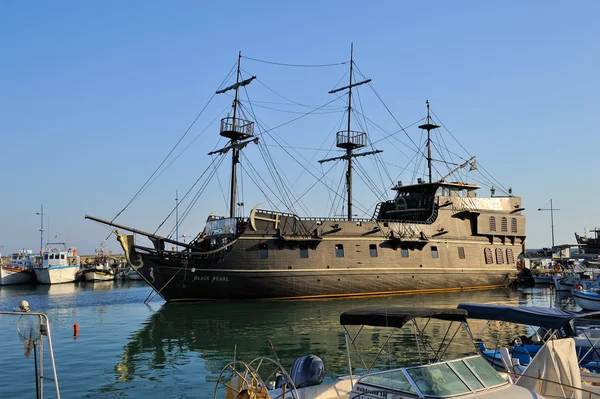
top-left (319, 43), bottom-right (381, 221)
top-left (214, 52), bottom-right (257, 218)
top-left (418, 100), bottom-right (440, 184)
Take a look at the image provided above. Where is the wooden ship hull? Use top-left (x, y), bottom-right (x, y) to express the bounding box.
top-left (107, 189), bottom-right (525, 302)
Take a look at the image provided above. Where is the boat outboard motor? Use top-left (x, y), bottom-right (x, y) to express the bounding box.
top-left (281, 355), bottom-right (324, 389)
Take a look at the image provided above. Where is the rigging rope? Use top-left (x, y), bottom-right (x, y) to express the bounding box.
top-left (110, 59), bottom-right (239, 224)
top-left (242, 55), bottom-right (348, 68)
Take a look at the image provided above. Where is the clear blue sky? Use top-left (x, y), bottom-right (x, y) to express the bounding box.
top-left (1, 1), bottom-right (598, 255)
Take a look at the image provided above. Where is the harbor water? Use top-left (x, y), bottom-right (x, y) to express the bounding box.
top-left (0, 282), bottom-right (588, 398)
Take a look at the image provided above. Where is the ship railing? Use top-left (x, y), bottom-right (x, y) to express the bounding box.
top-left (220, 117), bottom-right (254, 137)
top-left (335, 130), bottom-right (367, 149)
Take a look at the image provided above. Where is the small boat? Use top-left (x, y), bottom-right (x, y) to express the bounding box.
top-left (573, 289), bottom-right (600, 311)
top-left (214, 307), bottom-right (547, 399)
top-left (82, 267), bottom-right (116, 282)
top-left (0, 249), bottom-right (38, 285)
top-left (553, 273), bottom-right (579, 291)
top-left (127, 269), bottom-right (143, 280)
top-left (457, 303), bottom-right (600, 376)
top-left (33, 243), bottom-right (81, 284)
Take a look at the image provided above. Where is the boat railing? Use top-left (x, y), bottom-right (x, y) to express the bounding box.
top-left (0, 309), bottom-right (61, 398)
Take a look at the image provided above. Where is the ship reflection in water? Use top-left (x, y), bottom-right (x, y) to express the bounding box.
top-left (113, 287), bottom-right (553, 395)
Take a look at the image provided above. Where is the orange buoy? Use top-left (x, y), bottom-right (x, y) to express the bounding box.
top-left (73, 323), bottom-right (79, 336)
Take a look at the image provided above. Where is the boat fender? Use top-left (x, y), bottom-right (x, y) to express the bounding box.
top-left (286, 355), bottom-right (324, 389)
top-left (576, 284), bottom-right (583, 290)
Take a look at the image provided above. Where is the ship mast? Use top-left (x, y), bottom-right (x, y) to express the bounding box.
top-left (213, 52), bottom-right (257, 218)
top-left (418, 100), bottom-right (440, 183)
top-left (319, 43), bottom-right (381, 221)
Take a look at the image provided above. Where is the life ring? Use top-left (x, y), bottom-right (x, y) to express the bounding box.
top-left (52, 248), bottom-right (58, 252)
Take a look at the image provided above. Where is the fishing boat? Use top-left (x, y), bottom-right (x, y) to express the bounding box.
top-left (33, 244), bottom-right (81, 284)
top-left (82, 267), bottom-right (116, 282)
top-left (214, 307), bottom-right (545, 399)
top-left (573, 289), bottom-right (600, 311)
top-left (81, 247), bottom-right (116, 281)
top-left (0, 249), bottom-right (37, 285)
top-left (86, 48), bottom-right (526, 302)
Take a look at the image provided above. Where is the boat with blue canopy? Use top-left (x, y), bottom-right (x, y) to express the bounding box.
top-left (457, 303), bottom-right (600, 371)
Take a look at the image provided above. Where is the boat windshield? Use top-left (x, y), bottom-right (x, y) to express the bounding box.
top-left (357, 356), bottom-right (507, 397)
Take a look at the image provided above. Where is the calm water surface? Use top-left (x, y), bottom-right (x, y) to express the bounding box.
top-left (0, 282), bottom-right (584, 398)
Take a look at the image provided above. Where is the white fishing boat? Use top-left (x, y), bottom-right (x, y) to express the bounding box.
top-left (0, 249), bottom-right (37, 285)
top-left (33, 244), bottom-right (80, 284)
top-left (573, 289), bottom-right (600, 311)
top-left (82, 267), bottom-right (116, 281)
top-left (214, 307), bottom-right (548, 399)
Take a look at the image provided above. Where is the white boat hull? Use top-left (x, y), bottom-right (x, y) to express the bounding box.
top-left (34, 265), bottom-right (79, 284)
top-left (83, 270), bottom-right (115, 281)
top-left (0, 266), bottom-right (32, 285)
top-left (573, 291), bottom-right (600, 311)
top-left (127, 271), bottom-right (143, 280)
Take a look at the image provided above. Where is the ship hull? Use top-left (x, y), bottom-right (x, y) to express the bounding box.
top-left (0, 266), bottom-right (33, 285)
top-left (33, 265), bottom-right (79, 284)
top-left (116, 194), bottom-right (525, 302)
top-left (134, 261), bottom-right (514, 302)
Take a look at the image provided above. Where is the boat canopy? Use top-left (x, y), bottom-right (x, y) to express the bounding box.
top-left (458, 303), bottom-right (600, 330)
top-left (340, 307), bottom-right (468, 328)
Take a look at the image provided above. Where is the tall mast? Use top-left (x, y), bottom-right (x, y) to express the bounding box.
top-left (319, 44), bottom-right (381, 221)
top-left (418, 100), bottom-right (440, 183)
top-left (230, 52), bottom-right (242, 218)
top-left (214, 52), bottom-right (257, 218)
top-left (345, 44), bottom-right (354, 221)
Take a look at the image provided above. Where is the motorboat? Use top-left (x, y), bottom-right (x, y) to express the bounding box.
top-left (0, 249), bottom-right (38, 285)
top-left (82, 265), bottom-right (116, 282)
top-left (213, 307), bottom-right (548, 399)
top-left (573, 289), bottom-right (600, 311)
top-left (458, 302), bottom-right (600, 395)
top-left (33, 243), bottom-right (81, 284)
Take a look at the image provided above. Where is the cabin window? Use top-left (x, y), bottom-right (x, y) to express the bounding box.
top-left (431, 246), bottom-right (439, 259)
top-left (369, 244), bottom-right (378, 257)
top-left (335, 244), bottom-right (344, 258)
top-left (489, 216), bottom-right (496, 232)
top-left (299, 245), bottom-right (308, 259)
top-left (61, 254), bottom-right (65, 260)
top-left (506, 248), bottom-right (515, 264)
top-left (44, 254), bottom-right (48, 260)
top-left (511, 218), bottom-right (518, 233)
top-left (258, 243), bottom-right (268, 259)
top-left (495, 248), bottom-right (504, 264)
top-left (401, 248), bottom-right (409, 258)
top-left (501, 217), bottom-right (508, 232)
top-left (484, 248), bottom-right (493, 264)
top-left (458, 247), bottom-right (466, 259)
